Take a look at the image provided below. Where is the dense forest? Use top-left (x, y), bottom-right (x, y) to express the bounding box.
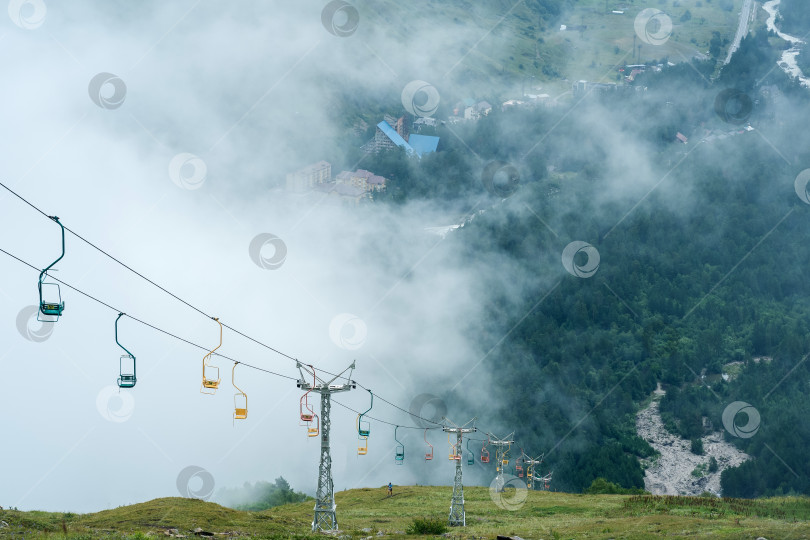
top-left (336, 10), bottom-right (810, 497)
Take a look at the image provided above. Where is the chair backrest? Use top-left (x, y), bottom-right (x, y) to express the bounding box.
top-left (234, 408), bottom-right (247, 419)
top-left (203, 364), bottom-right (220, 387)
top-left (39, 283), bottom-right (64, 317)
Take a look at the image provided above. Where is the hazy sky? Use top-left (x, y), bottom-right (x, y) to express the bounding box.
top-left (0, 0), bottom-right (530, 512)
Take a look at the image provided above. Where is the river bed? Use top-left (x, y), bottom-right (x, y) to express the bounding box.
top-left (636, 390), bottom-right (750, 496)
top-left (762, 0), bottom-right (810, 87)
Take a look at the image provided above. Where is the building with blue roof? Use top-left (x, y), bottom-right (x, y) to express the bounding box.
top-left (371, 120), bottom-right (440, 159)
top-left (408, 134), bottom-right (440, 157)
top-left (375, 121), bottom-right (414, 156)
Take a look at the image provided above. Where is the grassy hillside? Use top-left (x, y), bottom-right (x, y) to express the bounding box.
top-left (358, 0), bottom-right (745, 97)
top-left (551, 0), bottom-right (743, 80)
top-left (3, 487), bottom-right (810, 539)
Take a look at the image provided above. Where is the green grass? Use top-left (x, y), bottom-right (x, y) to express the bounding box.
top-left (358, 0), bottom-right (746, 99)
top-left (552, 0), bottom-right (747, 79)
top-left (3, 487), bottom-right (810, 539)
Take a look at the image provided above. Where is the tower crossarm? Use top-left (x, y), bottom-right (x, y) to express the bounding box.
top-left (297, 361), bottom-right (357, 393)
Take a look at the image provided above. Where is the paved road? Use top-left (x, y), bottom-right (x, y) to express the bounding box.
top-left (724, 0), bottom-right (755, 64)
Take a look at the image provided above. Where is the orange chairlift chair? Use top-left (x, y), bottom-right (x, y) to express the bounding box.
top-left (495, 442), bottom-right (509, 473)
top-left (516, 448), bottom-right (524, 477)
top-left (448, 433), bottom-right (461, 461)
top-left (300, 365), bottom-right (319, 437)
top-left (232, 362), bottom-right (247, 423)
top-left (201, 317), bottom-right (222, 394)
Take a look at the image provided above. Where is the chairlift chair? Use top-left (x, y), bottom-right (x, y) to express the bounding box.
top-left (118, 355), bottom-right (136, 388)
top-left (356, 414), bottom-right (369, 455)
top-left (424, 429), bottom-right (433, 461)
top-left (448, 433), bottom-right (460, 461)
top-left (357, 390), bottom-right (373, 440)
top-left (39, 283), bottom-right (63, 321)
top-left (481, 439), bottom-right (490, 463)
top-left (466, 439), bottom-right (474, 465)
top-left (300, 365), bottom-right (316, 424)
top-left (37, 216), bottom-right (66, 321)
top-left (201, 318), bottom-right (222, 394)
top-left (394, 426), bottom-right (405, 464)
top-left (300, 400), bottom-right (314, 422)
top-left (516, 452), bottom-right (524, 477)
top-left (234, 394), bottom-right (248, 420)
top-left (115, 313), bottom-right (136, 388)
top-left (232, 363), bottom-right (247, 422)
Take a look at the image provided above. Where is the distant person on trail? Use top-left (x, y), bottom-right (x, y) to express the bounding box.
top-left (387, 482), bottom-right (393, 496)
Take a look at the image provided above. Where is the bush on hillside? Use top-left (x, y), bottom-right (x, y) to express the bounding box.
top-left (407, 517), bottom-right (448, 535)
top-left (585, 478), bottom-right (647, 495)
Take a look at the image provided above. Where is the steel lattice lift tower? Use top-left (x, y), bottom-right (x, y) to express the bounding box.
top-left (443, 418), bottom-right (477, 527)
top-left (297, 361), bottom-right (356, 532)
top-left (488, 432), bottom-right (514, 492)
